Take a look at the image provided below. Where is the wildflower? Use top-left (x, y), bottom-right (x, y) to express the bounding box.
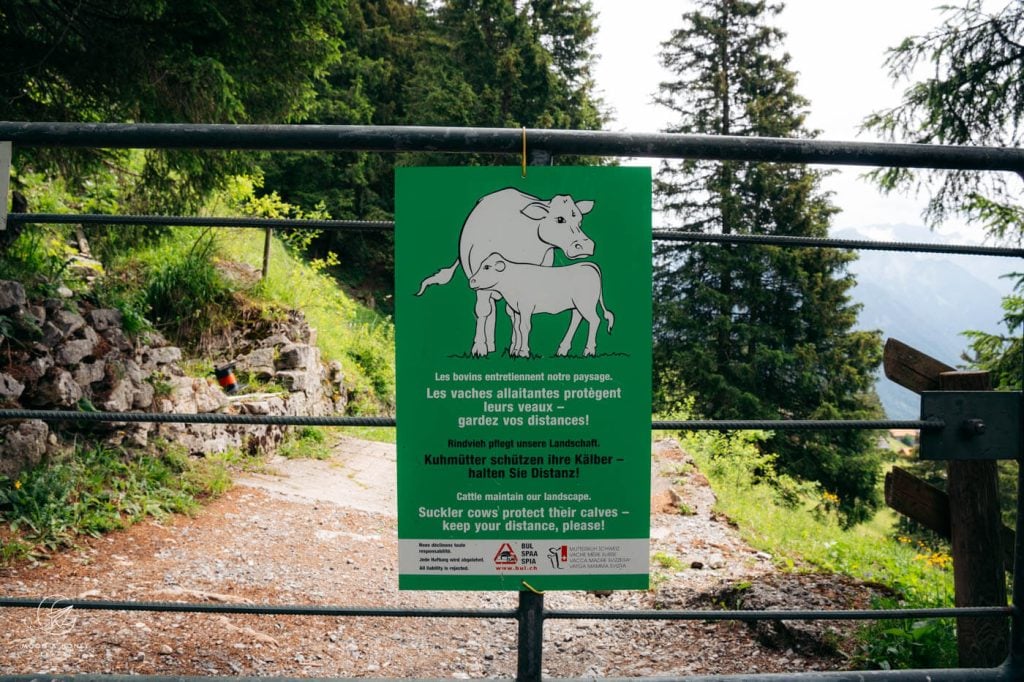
top-left (13, 479), bottom-right (21, 490)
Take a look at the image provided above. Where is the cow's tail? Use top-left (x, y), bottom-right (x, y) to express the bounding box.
top-left (595, 270), bottom-right (614, 334)
top-left (416, 260), bottom-right (461, 296)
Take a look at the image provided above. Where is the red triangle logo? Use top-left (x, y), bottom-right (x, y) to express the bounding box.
top-left (494, 543), bottom-right (518, 565)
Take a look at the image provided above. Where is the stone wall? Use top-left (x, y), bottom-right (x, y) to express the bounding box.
top-left (0, 280), bottom-right (345, 477)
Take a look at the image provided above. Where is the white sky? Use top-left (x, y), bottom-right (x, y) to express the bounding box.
top-left (590, 0), bottom-right (1012, 242)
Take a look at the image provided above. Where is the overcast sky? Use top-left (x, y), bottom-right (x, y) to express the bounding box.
top-left (589, 0), bottom-right (1012, 242)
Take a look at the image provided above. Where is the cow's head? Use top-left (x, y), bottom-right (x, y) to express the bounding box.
top-left (468, 253), bottom-right (506, 291)
top-left (521, 195), bottom-right (595, 259)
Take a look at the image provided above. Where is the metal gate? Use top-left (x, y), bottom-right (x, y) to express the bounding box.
top-left (0, 122), bottom-right (1022, 681)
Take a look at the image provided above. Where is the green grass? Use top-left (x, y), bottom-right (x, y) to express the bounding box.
top-left (0, 441), bottom-right (236, 564)
top-left (216, 228), bottom-right (395, 414)
top-left (654, 426), bottom-right (957, 670)
top-left (278, 426), bottom-right (332, 460)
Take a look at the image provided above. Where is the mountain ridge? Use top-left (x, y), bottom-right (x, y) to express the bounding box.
top-left (834, 224), bottom-right (1013, 419)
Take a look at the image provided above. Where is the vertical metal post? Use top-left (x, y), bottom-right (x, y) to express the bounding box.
top-left (0, 141), bottom-right (11, 233)
top-left (516, 589), bottom-right (545, 682)
top-left (1010, 215), bottom-right (1024, 675)
top-left (515, 143), bottom-right (551, 682)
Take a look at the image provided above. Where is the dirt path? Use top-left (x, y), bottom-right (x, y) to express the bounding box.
top-left (0, 438), bottom-right (878, 677)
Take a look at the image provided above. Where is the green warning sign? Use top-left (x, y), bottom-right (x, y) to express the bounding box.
top-left (396, 166), bottom-right (652, 590)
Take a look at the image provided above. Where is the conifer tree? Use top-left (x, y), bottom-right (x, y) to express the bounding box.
top-left (654, 0), bottom-right (883, 524)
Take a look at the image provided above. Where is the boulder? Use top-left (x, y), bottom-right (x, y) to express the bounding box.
top-left (0, 280), bottom-right (26, 313)
top-left (0, 372), bottom-right (25, 401)
top-left (236, 347), bottom-right (275, 380)
top-left (100, 379), bottom-right (134, 412)
top-left (31, 369), bottom-right (83, 407)
top-left (102, 326), bottom-right (134, 352)
top-left (143, 346), bottom-right (182, 369)
top-left (50, 309), bottom-right (86, 338)
top-left (0, 420), bottom-right (48, 477)
top-left (72, 360), bottom-right (106, 387)
top-left (86, 308), bottom-right (123, 332)
top-left (277, 343), bottom-right (318, 371)
top-left (55, 338), bottom-right (97, 366)
top-left (276, 370), bottom-right (319, 394)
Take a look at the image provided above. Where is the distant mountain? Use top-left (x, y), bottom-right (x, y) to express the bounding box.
top-left (834, 224), bottom-right (1014, 419)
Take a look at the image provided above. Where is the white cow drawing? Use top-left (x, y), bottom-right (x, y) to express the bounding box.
top-left (468, 252), bottom-right (614, 358)
top-left (416, 188), bottom-right (595, 356)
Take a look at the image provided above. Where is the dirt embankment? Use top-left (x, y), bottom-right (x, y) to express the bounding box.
top-left (0, 438), bottom-right (881, 677)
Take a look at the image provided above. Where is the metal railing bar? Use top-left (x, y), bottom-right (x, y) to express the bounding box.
top-left (8, 211), bottom-right (1024, 259)
top-left (7, 212), bottom-right (392, 232)
top-left (0, 597), bottom-right (1008, 622)
top-left (654, 230), bottom-right (1024, 258)
top-left (0, 671), bottom-right (1014, 682)
top-left (0, 410), bottom-right (940, 431)
top-left (0, 597), bottom-right (515, 619)
top-left (543, 606), bottom-right (1013, 621)
top-left (3, 123), bottom-right (1024, 173)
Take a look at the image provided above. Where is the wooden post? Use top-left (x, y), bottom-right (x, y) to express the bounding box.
top-left (883, 338), bottom-right (1008, 667)
top-left (885, 466), bottom-right (1015, 572)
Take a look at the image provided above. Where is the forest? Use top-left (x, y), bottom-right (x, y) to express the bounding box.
top-left (1, 0), bottom-right (1023, 669)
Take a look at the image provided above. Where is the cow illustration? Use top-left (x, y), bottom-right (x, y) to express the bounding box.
top-left (416, 188), bottom-right (595, 356)
top-left (468, 253), bottom-right (614, 358)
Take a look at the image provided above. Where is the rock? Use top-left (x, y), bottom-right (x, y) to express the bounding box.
top-left (24, 355), bottom-right (53, 382)
top-left (0, 372), bottom-right (25, 401)
top-left (101, 326), bottom-right (134, 352)
top-left (258, 333), bottom-right (291, 349)
top-left (0, 420), bottom-right (48, 477)
top-left (194, 380), bottom-right (228, 413)
top-left (31, 369), bottom-right (83, 407)
top-left (236, 347), bottom-right (275, 380)
top-left (328, 360), bottom-right (343, 386)
top-left (51, 309), bottom-right (86, 337)
top-left (41, 321), bottom-right (65, 347)
top-left (132, 381), bottom-right (155, 410)
top-left (101, 380), bottom-right (134, 412)
top-left (276, 343), bottom-right (318, 371)
top-left (0, 280), bottom-right (27, 313)
top-left (56, 338), bottom-right (97, 365)
top-left (143, 346), bottom-right (182, 368)
top-left (276, 370), bottom-right (319, 394)
top-left (86, 308), bottom-right (123, 331)
top-left (72, 360), bottom-right (106, 387)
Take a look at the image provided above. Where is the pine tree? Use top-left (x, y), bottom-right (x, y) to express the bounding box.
top-left (654, 0), bottom-right (883, 524)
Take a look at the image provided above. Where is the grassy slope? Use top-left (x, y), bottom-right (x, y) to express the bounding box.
top-left (216, 228), bottom-right (396, 420)
top-left (658, 428), bottom-right (957, 668)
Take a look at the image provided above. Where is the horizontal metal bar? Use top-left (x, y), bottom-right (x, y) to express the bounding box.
top-left (653, 419), bottom-right (941, 431)
top-left (0, 410), bottom-right (938, 431)
top-left (3, 122), bottom-right (1024, 172)
top-left (0, 597), bottom-right (514, 619)
top-left (0, 671), bottom-right (1013, 682)
top-left (545, 606), bottom-right (1013, 622)
top-left (11, 211), bottom-right (1020, 259)
top-left (0, 597), bottom-right (1009, 622)
top-left (654, 230), bottom-right (1024, 258)
top-left (7, 212), bottom-right (392, 232)
top-left (0, 409), bottom-right (395, 427)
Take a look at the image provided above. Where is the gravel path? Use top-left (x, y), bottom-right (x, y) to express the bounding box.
top-left (0, 438), bottom-right (879, 677)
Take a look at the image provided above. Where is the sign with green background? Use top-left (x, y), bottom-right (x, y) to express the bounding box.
top-left (396, 166), bottom-right (651, 590)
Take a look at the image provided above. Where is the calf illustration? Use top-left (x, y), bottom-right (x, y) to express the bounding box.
top-left (468, 253), bottom-right (614, 357)
top-left (416, 188), bottom-right (595, 356)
